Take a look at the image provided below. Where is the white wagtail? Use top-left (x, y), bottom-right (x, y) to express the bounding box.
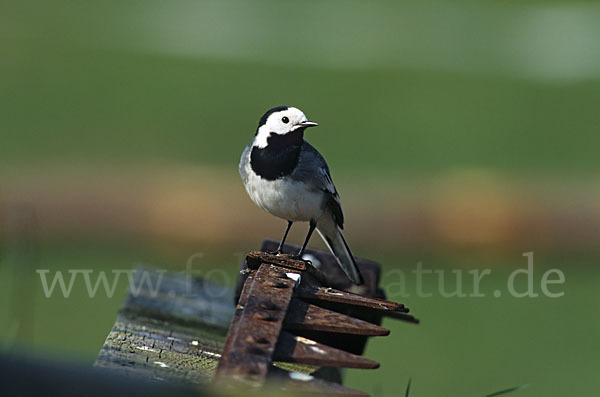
top-left (239, 106), bottom-right (363, 284)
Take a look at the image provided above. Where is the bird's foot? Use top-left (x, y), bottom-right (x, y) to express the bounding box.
top-left (291, 253), bottom-right (312, 265)
top-left (266, 249), bottom-right (283, 255)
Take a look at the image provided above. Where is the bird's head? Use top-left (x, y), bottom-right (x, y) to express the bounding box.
top-left (254, 106), bottom-right (318, 148)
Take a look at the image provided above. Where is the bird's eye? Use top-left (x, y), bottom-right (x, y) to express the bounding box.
top-left (282, 116), bottom-right (289, 124)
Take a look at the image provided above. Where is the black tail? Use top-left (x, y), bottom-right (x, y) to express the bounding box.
top-left (316, 213), bottom-right (363, 284)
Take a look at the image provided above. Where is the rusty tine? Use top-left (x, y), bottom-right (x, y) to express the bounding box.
top-left (383, 311), bottom-right (421, 324)
top-left (296, 284), bottom-right (409, 313)
top-left (273, 331), bottom-right (380, 369)
top-left (284, 299), bottom-right (390, 336)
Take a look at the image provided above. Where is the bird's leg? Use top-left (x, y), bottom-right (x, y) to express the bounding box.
top-left (268, 220), bottom-right (293, 255)
top-left (294, 219), bottom-right (316, 259)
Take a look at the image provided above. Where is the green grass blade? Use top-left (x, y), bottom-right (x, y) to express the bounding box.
top-left (485, 384), bottom-right (529, 397)
top-left (405, 378), bottom-right (412, 397)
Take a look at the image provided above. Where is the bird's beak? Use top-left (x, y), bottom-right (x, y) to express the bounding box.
top-left (299, 121), bottom-right (319, 128)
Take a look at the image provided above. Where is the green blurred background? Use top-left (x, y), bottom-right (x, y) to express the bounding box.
top-left (1, 0), bottom-right (599, 395)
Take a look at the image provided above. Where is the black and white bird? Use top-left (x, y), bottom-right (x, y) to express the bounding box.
top-left (239, 106), bottom-right (363, 284)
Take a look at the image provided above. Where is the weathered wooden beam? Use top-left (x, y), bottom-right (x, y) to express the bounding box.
top-left (94, 267), bottom-right (233, 385)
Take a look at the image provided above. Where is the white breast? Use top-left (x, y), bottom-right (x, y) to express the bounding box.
top-left (243, 161), bottom-right (324, 222)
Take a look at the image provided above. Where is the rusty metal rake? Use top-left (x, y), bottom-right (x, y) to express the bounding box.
top-left (214, 240), bottom-right (418, 395)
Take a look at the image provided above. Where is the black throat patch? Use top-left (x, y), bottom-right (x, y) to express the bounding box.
top-left (250, 130), bottom-right (304, 180)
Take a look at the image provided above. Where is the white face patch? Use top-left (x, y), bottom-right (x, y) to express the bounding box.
top-left (253, 107), bottom-right (310, 149)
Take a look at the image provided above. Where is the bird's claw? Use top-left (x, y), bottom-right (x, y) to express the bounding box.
top-left (290, 254), bottom-right (312, 266)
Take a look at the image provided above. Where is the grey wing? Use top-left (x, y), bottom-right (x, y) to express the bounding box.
top-left (238, 143), bottom-right (251, 183)
top-left (293, 142), bottom-right (345, 228)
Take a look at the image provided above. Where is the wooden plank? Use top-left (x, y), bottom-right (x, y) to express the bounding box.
top-left (94, 267), bottom-right (234, 385)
